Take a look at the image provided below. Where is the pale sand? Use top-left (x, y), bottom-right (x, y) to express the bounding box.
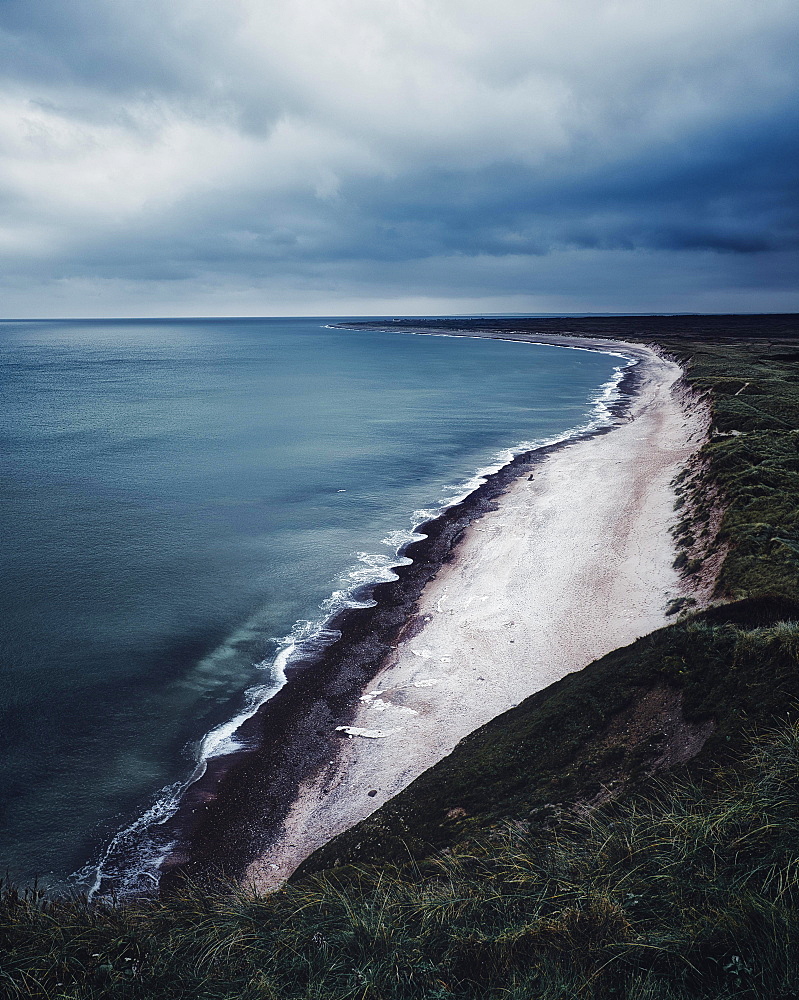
top-left (245, 339), bottom-right (709, 891)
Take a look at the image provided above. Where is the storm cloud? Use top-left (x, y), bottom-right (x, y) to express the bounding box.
top-left (0, 0), bottom-right (797, 315)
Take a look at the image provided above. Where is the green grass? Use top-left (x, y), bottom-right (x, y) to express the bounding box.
top-left (660, 337), bottom-right (799, 601)
top-left (4, 719), bottom-right (799, 998)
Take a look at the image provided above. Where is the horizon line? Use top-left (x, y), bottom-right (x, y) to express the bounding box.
top-left (1, 311), bottom-right (798, 323)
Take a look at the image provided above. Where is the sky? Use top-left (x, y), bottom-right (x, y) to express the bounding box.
top-left (0, 0), bottom-right (797, 318)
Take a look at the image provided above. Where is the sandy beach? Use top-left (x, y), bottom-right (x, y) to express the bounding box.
top-left (244, 336), bottom-right (709, 891)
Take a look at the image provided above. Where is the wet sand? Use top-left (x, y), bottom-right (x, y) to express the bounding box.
top-left (244, 337), bottom-right (709, 891)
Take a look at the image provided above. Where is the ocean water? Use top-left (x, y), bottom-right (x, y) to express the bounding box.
top-left (0, 318), bottom-right (626, 892)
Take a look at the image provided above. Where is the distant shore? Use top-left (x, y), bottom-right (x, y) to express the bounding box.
top-left (161, 333), bottom-right (707, 891)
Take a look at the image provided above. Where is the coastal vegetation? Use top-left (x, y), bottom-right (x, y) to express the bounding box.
top-left (4, 714), bottom-right (799, 999)
top-left (3, 316), bottom-right (799, 998)
top-left (665, 335), bottom-right (799, 601)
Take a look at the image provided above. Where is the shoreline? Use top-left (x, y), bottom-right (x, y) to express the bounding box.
top-left (160, 334), bottom-right (695, 892)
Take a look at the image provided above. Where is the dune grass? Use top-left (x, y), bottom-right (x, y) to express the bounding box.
top-left (662, 337), bottom-right (799, 602)
top-left (4, 719), bottom-right (799, 998)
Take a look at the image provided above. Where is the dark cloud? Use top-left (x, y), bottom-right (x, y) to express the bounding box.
top-left (0, 0), bottom-right (796, 315)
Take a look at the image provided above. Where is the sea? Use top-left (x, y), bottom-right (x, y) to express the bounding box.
top-left (0, 317), bottom-right (628, 894)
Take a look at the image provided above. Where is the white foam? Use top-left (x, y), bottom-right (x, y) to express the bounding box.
top-left (75, 780), bottom-right (185, 900)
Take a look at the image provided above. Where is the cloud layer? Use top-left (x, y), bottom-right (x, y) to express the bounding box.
top-left (0, 0), bottom-right (797, 315)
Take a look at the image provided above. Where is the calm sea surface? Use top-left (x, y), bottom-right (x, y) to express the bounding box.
top-left (0, 318), bottom-right (623, 890)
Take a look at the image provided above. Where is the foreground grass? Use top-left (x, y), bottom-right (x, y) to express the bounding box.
top-left (3, 719), bottom-right (799, 999)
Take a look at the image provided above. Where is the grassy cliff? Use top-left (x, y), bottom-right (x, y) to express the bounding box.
top-left (4, 317), bottom-right (799, 999)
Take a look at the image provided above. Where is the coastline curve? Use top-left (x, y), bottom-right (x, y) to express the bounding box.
top-left (82, 334), bottom-right (653, 896)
